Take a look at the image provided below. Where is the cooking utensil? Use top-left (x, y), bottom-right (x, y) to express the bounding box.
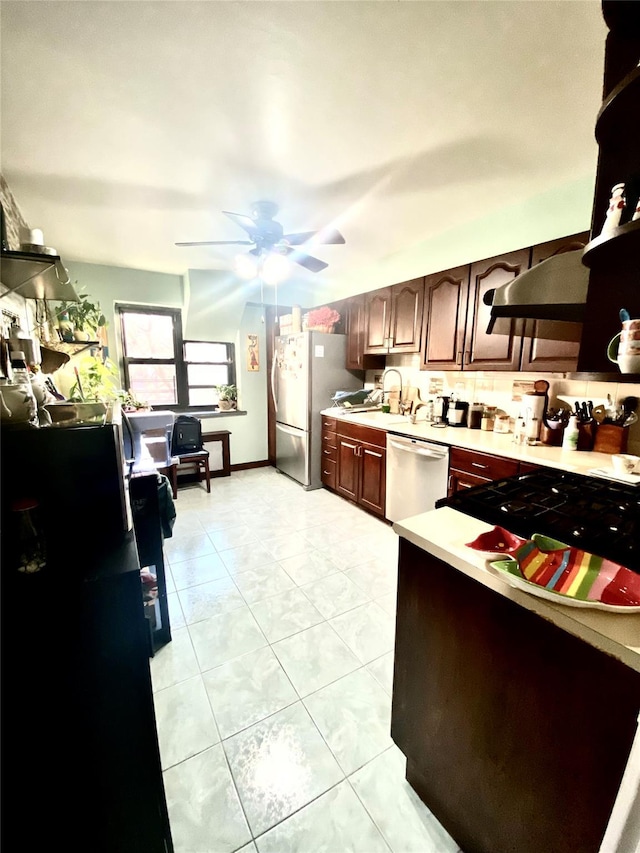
top-left (620, 308), bottom-right (631, 322)
top-left (74, 366), bottom-right (85, 401)
top-left (592, 405), bottom-right (607, 424)
top-left (622, 396), bottom-right (639, 427)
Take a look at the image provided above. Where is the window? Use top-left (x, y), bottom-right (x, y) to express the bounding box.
top-left (184, 341), bottom-right (235, 406)
top-left (117, 304), bottom-right (235, 410)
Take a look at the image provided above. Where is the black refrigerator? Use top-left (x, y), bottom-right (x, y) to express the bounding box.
top-left (1, 420), bottom-right (174, 852)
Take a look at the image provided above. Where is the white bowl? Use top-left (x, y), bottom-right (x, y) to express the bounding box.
top-left (611, 453), bottom-right (640, 475)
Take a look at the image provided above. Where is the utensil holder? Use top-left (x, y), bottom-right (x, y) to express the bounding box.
top-left (540, 422), bottom-right (564, 446)
top-left (577, 421), bottom-right (596, 451)
top-left (593, 424), bottom-right (628, 454)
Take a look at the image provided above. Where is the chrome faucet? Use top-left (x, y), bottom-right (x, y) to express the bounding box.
top-left (381, 368), bottom-right (403, 411)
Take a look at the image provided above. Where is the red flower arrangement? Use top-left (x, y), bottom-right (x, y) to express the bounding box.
top-left (306, 306), bottom-right (341, 331)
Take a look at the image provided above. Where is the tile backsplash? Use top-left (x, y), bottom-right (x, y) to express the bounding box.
top-left (367, 353), bottom-right (640, 455)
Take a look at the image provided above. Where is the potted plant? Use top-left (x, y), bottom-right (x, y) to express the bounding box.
top-left (215, 384), bottom-right (237, 411)
top-left (58, 292), bottom-right (107, 342)
top-left (69, 354), bottom-right (121, 403)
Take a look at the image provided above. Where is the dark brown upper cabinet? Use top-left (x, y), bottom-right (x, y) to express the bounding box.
top-left (464, 248), bottom-right (530, 371)
top-left (364, 278), bottom-right (424, 355)
top-left (345, 294), bottom-right (386, 371)
top-left (420, 265), bottom-right (470, 371)
top-left (520, 231), bottom-right (589, 373)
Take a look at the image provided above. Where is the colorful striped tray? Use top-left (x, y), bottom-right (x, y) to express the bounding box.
top-left (488, 534), bottom-right (640, 612)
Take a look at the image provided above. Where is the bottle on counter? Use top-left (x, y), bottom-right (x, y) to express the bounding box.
top-left (9, 350), bottom-right (38, 425)
top-left (10, 349), bottom-right (31, 385)
top-left (562, 415), bottom-right (580, 451)
top-left (513, 415), bottom-right (526, 446)
top-left (526, 415), bottom-right (539, 446)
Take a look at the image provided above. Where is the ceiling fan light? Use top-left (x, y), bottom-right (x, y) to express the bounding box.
top-left (262, 252), bottom-right (291, 284)
top-left (234, 252), bottom-right (259, 279)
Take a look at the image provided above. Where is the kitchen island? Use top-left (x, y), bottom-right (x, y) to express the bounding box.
top-left (391, 507), bottom-right (640, 853)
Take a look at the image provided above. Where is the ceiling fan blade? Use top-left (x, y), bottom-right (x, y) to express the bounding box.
top-left (283, 247), bottom-right (328, 273)
top-left (284, 229), bottom-right (345, 246)
top-left (222, 210), bottom-right (259, 237)
top-left (175, 240), bottom-right (254, 247)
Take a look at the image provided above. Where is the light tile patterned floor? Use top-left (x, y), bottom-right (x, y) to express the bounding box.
top-left (152, 468), bottom-right (463, 853)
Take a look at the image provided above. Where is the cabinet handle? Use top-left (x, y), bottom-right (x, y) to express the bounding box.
top-left (323, 470), bottom-right (331, 476)
top-left (364, 449), bottom-right (382, 458)
top-left (471, 462), bottom-right (488, 469)
top-left (448, 474), bottom-right (452, 491)
top-left (323, 449), bottom-right (332, 455)
top-left (456, 351), bottom-right (463, 365)
top-left (461, 482), bottom-right (473, 489)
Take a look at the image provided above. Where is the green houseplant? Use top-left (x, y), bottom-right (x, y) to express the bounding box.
top-left (215, 384), bottom-right (237, 411)
top-left (69, 355), bottom-right (121, 403)
top-left (58, 293), bottom-right (107, 342)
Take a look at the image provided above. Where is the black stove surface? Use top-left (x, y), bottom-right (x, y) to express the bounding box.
top-left (437, 468), bottom-right (640, 573)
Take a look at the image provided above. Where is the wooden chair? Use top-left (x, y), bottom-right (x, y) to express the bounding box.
top-left (169, 416), bottom-right (211, 495)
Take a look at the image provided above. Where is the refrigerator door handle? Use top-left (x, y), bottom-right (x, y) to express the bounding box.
top-left (275, 422), bottom-right (303, 437)
top-left (271, 353), bottom-right (278, 413)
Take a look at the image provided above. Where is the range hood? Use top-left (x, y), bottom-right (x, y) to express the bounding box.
top-left (486, 249), bottom-right (589, 331)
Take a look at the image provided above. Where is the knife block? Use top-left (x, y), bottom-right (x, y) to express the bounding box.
top-left (593, 424), bottom-right (628, 454)
top-left (577, 421), bottom-right (596, 451)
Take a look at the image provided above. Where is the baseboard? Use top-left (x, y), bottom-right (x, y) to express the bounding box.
top-left (230, 460), bottom-right (271, 471)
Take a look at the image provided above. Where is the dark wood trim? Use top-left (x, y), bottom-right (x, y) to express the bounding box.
top-left (230, 460), bottom-right (271, 471)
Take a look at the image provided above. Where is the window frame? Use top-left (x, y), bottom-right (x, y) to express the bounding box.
top-left (117, 304), bottom-right (235, 412)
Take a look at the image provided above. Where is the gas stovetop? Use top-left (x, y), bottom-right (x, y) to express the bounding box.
top-left (437, 468), bottom-right (640, 573)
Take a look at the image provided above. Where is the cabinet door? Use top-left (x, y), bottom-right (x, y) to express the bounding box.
top-left (346, 295), bottom-right (386, 371)
top-left (421, 266), bottom-right (470, 371)
top-left (336, 436), bottom-right (360, 501)
top-left (346, 295), bottom-right (365, 369)
top-left (364, 288), bottom-right (392, 353)
top-left (520, 232), bottom-right (589, 372)
top-left (389, 278), bottom-right (424, 353)
top-left (465, 249), bottom-right (530, 371)
top-left (359, 441), bottom-right (386, 517)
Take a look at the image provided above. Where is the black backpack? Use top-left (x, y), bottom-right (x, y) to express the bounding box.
top-left (171, 415), bottom-right (203, 455)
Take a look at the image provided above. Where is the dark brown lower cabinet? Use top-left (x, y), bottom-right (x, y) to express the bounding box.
top-left (391, 538), bottom-right (640, 853)
top-left (335, 422), bottom-right (386, 517)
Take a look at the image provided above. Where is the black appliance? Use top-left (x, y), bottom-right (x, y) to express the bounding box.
top-left (438, 468), bottom-right (640, 573)
top-left (1, 419), bottom-right (174, 851)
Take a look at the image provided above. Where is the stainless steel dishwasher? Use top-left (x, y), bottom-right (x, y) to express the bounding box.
top-left (386, 433), bottom-right (449, 522)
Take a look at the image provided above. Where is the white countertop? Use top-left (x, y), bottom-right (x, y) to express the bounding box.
top-left (320, 408), bottom-right (615, 476)
top-left (393, 507), bottom-right (640, 672)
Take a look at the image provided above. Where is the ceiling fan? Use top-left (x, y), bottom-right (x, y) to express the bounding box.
top-left (175, 200), bottom-right (345, 273)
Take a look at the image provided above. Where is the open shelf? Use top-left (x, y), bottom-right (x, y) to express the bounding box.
top-left (0, 250), bottom-right (79, 301)
top-left (581, 219), bottom-right (640, 270)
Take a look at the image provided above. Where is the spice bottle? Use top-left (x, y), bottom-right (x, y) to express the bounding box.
top-left (562, 415), bottom-right (580, 451)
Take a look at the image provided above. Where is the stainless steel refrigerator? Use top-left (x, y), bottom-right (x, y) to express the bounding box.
top-left (272, 332), bottom-right (362, 489)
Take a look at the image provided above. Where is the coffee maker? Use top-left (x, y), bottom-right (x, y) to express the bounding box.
top-left (432, 395), bottom-right (450, 427)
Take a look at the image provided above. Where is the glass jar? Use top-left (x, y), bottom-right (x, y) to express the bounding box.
top-left (469, 403), bottom-right (483, 430)
top-left (481, 405), bottom-right (496, 431)
top-left (493, 413), bottom-right (510, 434)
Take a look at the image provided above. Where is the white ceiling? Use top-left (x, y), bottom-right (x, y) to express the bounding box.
top-left (1, 0), bottom-right (607, 292)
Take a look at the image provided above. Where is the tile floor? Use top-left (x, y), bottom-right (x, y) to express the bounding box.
top-left (151, 467), bottom-right (463, 853)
